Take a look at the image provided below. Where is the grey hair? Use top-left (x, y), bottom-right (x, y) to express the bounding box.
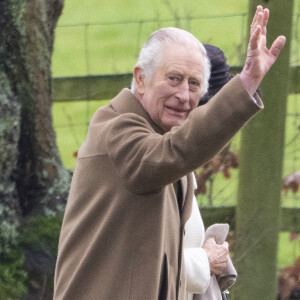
top-left (130, 27), bottom-right (211, 96)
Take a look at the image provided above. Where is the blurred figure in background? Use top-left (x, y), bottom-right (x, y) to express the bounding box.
top-left (184, 44), bottom-right (234, 300)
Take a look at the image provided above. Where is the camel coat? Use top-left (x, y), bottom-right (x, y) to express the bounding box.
top-left (54, 76), bottom-right (262, 300)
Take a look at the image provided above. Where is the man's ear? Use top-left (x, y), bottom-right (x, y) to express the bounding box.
top-left (133, 66), bottom-right (145, 94)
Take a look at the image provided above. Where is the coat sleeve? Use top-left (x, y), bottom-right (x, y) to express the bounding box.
top-left (184, 194), bottom-right (210, 294)
top-left (106, 76), bottom-right (263, 194)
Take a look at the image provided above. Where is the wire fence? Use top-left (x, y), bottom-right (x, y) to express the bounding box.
top-left (52, 12), bottom-right (300, 208)
top-left (52, 13), bottom-right (251, 77)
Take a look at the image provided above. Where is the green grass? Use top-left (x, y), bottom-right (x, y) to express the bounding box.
top-left (278, 232), bottom-right (300, 269)
top-left (52, 99), bottom-right (109, 169)
top-left (52, 0), bottom-right (250, 76)
top-left (58, 0), bottom-right (248, 27)
top-left (51, 0), bottom-right (300, 269)
top-left (52, 0), bottom-right (300, 76)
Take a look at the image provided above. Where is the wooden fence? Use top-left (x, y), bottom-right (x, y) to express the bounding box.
top-left (52, 67), bottom-right (300, 232)
top-left (53, 66), bottom-right (300, 102)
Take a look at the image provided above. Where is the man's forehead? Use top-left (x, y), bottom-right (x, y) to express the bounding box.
top-left (162, 44), bottom-right (203, 64)
top-left (165, 68), bottom-right (203, 80)
top-left (161, 50), bottom-right (204, 77)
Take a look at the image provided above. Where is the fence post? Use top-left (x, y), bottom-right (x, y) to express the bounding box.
top-left (233, 1), bottom-right (295, 299)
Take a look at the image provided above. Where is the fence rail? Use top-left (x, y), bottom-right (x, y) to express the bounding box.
top-left (52, 65), bottom-right (300, 102)
top-left (201, 206), bottom-right (300, 233)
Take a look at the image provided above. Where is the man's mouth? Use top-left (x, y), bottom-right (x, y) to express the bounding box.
top-left (165, 106), bottom-right (188, 117)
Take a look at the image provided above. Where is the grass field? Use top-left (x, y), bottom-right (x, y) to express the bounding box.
top-left (51, 0), bottom-right (300, 269)
top-left (52, 0), bottom-right (250, 76)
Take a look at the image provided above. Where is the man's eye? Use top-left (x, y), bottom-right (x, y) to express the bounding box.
top-left (168, 76), bottom-right (181, 86)
top-left (189, 80), bottom-right (199, 86)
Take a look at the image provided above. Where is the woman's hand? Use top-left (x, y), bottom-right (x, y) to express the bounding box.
top-left (202, 237), bottom-right (229, 275)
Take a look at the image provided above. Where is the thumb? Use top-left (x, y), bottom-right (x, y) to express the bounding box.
top-left (222, 241), bottom-right (229, 250)
top-left (269, 35), bottom-right (286, 59)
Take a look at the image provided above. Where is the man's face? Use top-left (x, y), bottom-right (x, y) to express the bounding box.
top-left (136, 45), bottom-right (205, 132)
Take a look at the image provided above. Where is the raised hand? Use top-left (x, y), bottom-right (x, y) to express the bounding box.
top-left (240, 5), bottom-right (286, 96)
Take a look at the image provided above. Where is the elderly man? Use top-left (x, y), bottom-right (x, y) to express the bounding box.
top-left (54, 6), bottom-right (285, 300)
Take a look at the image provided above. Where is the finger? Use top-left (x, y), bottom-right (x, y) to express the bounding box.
top-left (269, 35), bottom-right (286, 59)
top-left (263, 8), bottom-right (269, 27)
top-left (216, 262), bottom-right (227, 274)
top-left (205, 237), bottom-right (215, 244)
top-left (250, 9), bottom-right (258, 30)
top-left (251, 11), bottom-right (263, 37)
top-left (203, 237), bottom-right (216, 249)
top-left (260, 34), bottom-right (267, 49)
top-left (218, 256), bottom-right (228, 264)
top-left (257, 11), bottom-right (264, 27)
top-left (249, 24), bottom-right (262, 50)
top-left (257, 5), bottom-right (263, 11)
top-left (261, 8), bottom-right (269, 36)
top-left (251, 6), bottom-right (263, 34)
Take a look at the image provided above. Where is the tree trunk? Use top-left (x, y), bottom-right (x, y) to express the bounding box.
top-left (0, 1), bottom-right (71, 297)
top-left (0, 0), bottom-right (70, 257)
top-left (234, 1), bottom-right (294, 299)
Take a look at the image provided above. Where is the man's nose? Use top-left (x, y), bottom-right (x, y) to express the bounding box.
top-left (177, 80), bottom-right (190, 103)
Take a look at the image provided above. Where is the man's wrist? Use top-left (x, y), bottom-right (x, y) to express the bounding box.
top-left (239, 71), bottom-right (259, 97)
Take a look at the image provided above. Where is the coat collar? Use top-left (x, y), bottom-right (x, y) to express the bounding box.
top-left (110, 88), bottom-right (165, 135)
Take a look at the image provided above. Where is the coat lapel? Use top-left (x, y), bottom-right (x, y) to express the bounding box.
top-left (181, 173), bottom-right (194, 224)
top-left (180, 176), bottom-right (187, 203)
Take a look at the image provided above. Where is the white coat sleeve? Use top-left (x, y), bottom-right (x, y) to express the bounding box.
top-left (184, 247), bottom-right (210, 294)
top-left (184, 190), bottom-right (211, 294)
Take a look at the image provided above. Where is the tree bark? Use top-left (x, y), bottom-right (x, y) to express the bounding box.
top-left (0, 0), bottom-right (70, 251)
top-left (234, 1), bottom-right (294, 299)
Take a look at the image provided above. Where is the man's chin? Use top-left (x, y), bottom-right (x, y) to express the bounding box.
top-left (162, 120), bottom-right (185, 131)
top-left (171, 118), bottom-right (185, 127)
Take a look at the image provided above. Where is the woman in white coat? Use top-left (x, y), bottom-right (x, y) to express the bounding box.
top-left (184, 44), bottom-right (231, 299)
